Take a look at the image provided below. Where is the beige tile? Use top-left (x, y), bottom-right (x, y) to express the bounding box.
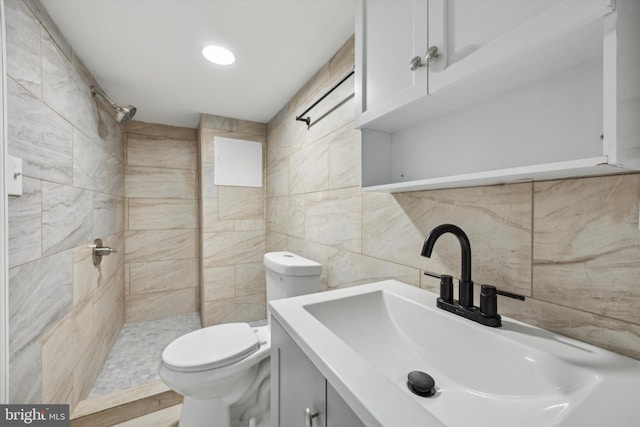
top-left (289, 137), bottom-right (329, 194)
top-left (73, 244), bottom-right (99, 306)
top-left (218, 186), bottom-right (264, 220)
top-left (499, 296), bottom-right (640, 360)
top-left (288, 237), bottom-right (339, 292)
top-left (126, 289), bottom-right (197, 322)
top-left (305, 71), bottom-right (354, 143)
top-left (42, 303), bottom-right (94, 404)
top-left (126, 134), bottom-right (197, 170)
top-left (234, 219), bottom-right (265, 232)
top-left (288, 62), bottom-right (331, 115)
top-left (199, 128), bottom-right (215, 164)
top-left (203, 293), bottom-right (266, 326)
top-left (126, 121), bottom-right (197, 141)
top-left (328, 124), bottom-right (360, 189)
top-left (130, 259), bottom-right (199, 294)
top-left (305, 187), bottom-right (361, 252)
top-left (201, 198), bottom-right (235, 232)
top-left (125, 166), bottom-right (197, 199)
top-left (329, 35), bottom-right (355, 78)
top-left (128, 199), bottom-right (198, 230)
top-left (73, 339), bottom-right (103, 405)
top-left (266, 113), bottom-right (306, 167)
top-left (236, 262), bottom-right (266, 297)
top-left (533, 175), bottom-right (640, 324)
top-left (202, 231), bottom-right (265, 267)
top-left (125, 229), bottom-right (198, 263)
top-left (266, 232), bottom-right (288, 253)
top-left (328, 251), bottom-right (420, 289)
top-left (203, 266), bottom-right (235, 301)
top-left (362, 183), bottom-right (532, 296)
top-left (199, 114), bottom-right (237, 131)
top-left (266, 156), bottom-right (289, 198)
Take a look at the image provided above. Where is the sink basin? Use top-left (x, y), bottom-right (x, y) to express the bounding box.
top-left (270, 280), bottom-right (640, 427)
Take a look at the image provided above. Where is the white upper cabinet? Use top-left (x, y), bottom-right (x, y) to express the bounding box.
top-left (355, 0), bottom-right (428, 125)
top-left (356, 0), bottom-right (640, 192)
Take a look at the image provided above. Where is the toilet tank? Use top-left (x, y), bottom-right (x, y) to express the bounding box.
top-left (264, 252), bottom-right (321, 318)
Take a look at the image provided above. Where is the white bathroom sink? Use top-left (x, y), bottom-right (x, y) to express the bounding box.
top-left (269, 280), bottom-right (640, 427)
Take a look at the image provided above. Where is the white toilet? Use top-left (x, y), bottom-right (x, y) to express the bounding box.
top-left (159, 252), bottom-right (321, 427)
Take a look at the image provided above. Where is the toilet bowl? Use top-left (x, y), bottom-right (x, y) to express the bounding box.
top-left (159, 252), bottom-right (321, 427)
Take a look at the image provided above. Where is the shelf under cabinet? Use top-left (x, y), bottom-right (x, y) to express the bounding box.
top-left (361, 156), bottom-right (623, 193)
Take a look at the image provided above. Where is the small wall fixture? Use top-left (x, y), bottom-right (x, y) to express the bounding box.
top-left (91, 238), bottom-right (117, 266)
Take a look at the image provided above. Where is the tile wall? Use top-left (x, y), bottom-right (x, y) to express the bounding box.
top-left (266, 36), bottom-right (640, 359)
top-left (198, 115), bottom-right (267, 326)
top-left (123, 122), bottom-right (199, 322)
top-left (5, 0), bottom-right (125, 409)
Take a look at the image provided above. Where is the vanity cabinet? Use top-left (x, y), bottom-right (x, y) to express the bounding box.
top-left (271, 319), bottom-right (365, 427)
top-left (355, 0), bottom-right (640, 192)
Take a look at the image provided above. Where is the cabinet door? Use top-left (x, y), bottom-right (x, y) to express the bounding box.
top-left (326, 383), bottom-right (366, 427)
top-left (427, 0), bottom-right (608, 93)
top-left (271, 320), bottom-right (326, 427)
top-left (356, 0), bottom-right (429, 126)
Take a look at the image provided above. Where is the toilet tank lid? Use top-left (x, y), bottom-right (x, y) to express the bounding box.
top-left (264, 252), bottom-right (322, 276)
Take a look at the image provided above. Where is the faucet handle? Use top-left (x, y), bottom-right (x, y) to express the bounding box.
top-left (423, 271), bottom-right (454, 303)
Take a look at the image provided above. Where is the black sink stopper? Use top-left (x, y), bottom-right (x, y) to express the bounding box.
top-left (407, 371), bottom-right (436, 397)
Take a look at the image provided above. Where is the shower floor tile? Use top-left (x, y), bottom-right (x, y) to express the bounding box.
top-left (89, 312), bottom-right (202, 397)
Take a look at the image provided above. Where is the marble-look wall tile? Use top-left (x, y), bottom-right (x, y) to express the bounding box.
top-left (288, 237), bottom-right (339, 292)
top-left (305, 75), bottom-right (354, 144)
top-left (125, 165), bottom-right (197, 199)
top-left (305, 187), bottom-right (361, 252)
top-left (23, 0), bottom-right (72, 59)
top-left (5, 0), bottom-right (41, 95)
top-left (126, 288), bottom-right (197, 322)
top-left (533, 175), bottom-right (640, 324)
top-left (329, 34), bottom-right (355, 78)
top-left (126, 134), bottom-right (197, 170)
top-left (125, 229), bottom-right (198, 263)
top-left (41, 32), bottom-right (98, 143)
top-left (235, 220), bottom-right (266, 232)
top-left (200, 114), bottom-right (237, 131)
top-left (328, 124), bottom-right (360, 189)
top-left (93, 194), bottom-right (124, 238)
top-left (289, 138), bottom-right (329, 194)
top-left (42, 182), bottom-right (94, 256)
top-left (202, 231), bottom-right (265, 268)
top-left (328, 251), bottom-right (420, 289)
top-left (9, 250), bottom-right (73, 362)
top-left (266, 114), bottom-right (306, 167)
top-left (202, 198), bottom-right (234, 232)
top-left (203, 266), bottom-right (235, 302)
top-left (73, 129), bottom-right (124, 196)
top-left (201, 163), bottom-right (218, 198)
top-left (7, 78), bottom-right (73, 185)
top-left (203, 293), bottom-right (266, 327)
top-left (266, 232), bottom-right (288, 253)
top-left (266, 156), bottom-right (289, 198)
top-left (9, 340), bottom-right (41, 404)
top-left (129, 259), bottom-right (199, 294)
top-left (8, 177), bottom-right (41, 268)
top-left (127, 121), bottom-right (197, 141)
top-left (498, 295), bottom-right (640, 360)
top-left (73, 244), bottom-right (99, 306)
top-left (218, 186), bottom-right (264, 220)
top-left (236, 262), bottom-right (266, 297)
top-left (128, 199), bottom-right (198, 230)
top-left (362, 184), bottom-right (532, 295)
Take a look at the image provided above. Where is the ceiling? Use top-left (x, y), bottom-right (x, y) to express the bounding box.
top-left (40, 0), bottom-right (356, 129)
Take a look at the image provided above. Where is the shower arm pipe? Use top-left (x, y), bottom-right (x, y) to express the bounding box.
top-left (295, 66), bottom-right (355, 126)
top-left (91, 86), bottom-right (121, 111)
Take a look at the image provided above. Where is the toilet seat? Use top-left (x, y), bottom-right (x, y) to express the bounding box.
top-left (162, 323), bottom-right (260, 372)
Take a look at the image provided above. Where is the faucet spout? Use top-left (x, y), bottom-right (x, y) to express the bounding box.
top-left (421, 224), bottom-right (473, 307)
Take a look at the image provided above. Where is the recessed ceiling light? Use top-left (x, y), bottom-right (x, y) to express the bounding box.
top-left (202, 45), bottom-right (235, 65)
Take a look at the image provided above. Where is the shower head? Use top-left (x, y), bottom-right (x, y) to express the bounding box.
top-left (91, 86), bottom-right (137, 125)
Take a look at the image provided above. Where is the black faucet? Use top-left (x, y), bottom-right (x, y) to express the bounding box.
top-left (421, 224), bottom-right (474, 308)
top-left (422, 224), bottom-right (523, 327)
